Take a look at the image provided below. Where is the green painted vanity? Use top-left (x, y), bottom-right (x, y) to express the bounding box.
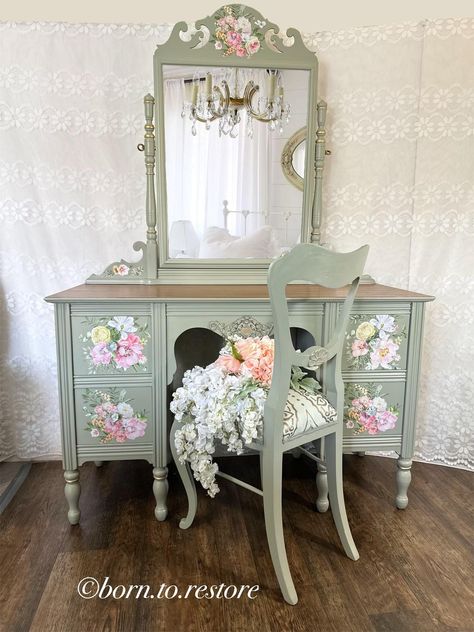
top-left (45, 4), bottom-right (434, 523)
top-left (46, 282), bottom-right (433, 523)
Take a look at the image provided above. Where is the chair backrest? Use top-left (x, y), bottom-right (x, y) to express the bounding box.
top-left (264, 243), bottom-right (369, 446)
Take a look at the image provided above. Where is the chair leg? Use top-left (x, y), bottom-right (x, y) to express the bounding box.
top-left (170, 418), bottom-right (197, 529)
top-left (261, 449), bottom-right (298, 605)
top-left (325, 431), bottom-right (359, 560)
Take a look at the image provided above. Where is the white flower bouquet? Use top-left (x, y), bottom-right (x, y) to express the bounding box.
top-left (170, 336), bottom-right (320, 497)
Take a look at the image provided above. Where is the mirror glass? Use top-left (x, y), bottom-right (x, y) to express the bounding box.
top-left (163, 64), bottom-right (310, 259)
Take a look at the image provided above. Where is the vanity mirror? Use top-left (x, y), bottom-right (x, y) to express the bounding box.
top-left (281, 127), bottom-right (306, 191)
top-left (88, 4), bottom-right (327, 284)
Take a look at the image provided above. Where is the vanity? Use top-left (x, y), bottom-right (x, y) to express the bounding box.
top-left (45, 4), bottom-right (434, 524)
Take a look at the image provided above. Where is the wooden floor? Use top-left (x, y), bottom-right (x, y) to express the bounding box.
top-left (0, 455), bottom-right (473, 632)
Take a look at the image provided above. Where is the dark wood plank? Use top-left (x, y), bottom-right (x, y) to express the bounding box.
top-left (0, 457), bottom-right (472, 632)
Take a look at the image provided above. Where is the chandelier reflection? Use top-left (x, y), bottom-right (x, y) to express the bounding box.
top-left (181, 68), bottom-right (290, 138)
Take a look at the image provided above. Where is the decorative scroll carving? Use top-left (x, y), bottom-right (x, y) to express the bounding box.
top-left (208, 315), bottom-right (273, 339)
top-left (88, 241), bottom-right (146, 282)
top-left (160, 4), bottom-right (315, 60)
top-left (306, 346), bottom-right (329, 368)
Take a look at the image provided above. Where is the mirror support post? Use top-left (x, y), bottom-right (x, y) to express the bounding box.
top-left (311, 100), bottom-right (327, 245)
top-left (144, 93), bottom-right (158, 278)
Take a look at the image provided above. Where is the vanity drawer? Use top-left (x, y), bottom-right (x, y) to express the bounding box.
top-left (343, 380), bottom-right (405, 438)
top-left (75, 385), bottom-right (153, 448)
top-left (343, 312), bottom-right (408, 372)
top-left (71, 313), bottom-right (151, 376)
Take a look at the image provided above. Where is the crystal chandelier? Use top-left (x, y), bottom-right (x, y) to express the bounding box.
top-left (181, 68), bottom-right (290, 138)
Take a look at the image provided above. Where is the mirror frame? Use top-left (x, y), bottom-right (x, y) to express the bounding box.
top-left (154, 4), bottom-right (319, 283)
top-left (281, 126), bottom-right (306, 191)
top-left (87, 4), bottom-right (322, 284)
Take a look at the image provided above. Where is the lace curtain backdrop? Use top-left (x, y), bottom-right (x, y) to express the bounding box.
top-left (0, 18), bottom-right (472, 469)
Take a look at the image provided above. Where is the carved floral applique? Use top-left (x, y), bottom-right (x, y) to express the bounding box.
top-left (83, 388), bottom-right (147, 443)
top-left (81, 316), bottom-right (149, 373)
top-left (344, 383), bottom-right (399, 435)
top-left (212, 5), bottom-right (265, 57)
top-left (346, 314), bottom-right (406, 370)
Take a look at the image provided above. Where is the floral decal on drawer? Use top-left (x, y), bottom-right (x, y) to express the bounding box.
top-left (81, 316), bottom-right (149, 373)
top-left (346, 314), bottom-right (406, 370)
top-left (83, 389), bottom-right (148, 443)
top-left (344, 383), bottom-right (399, 435)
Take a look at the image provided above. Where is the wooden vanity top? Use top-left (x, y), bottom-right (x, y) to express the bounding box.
top-left (46, 283), bottom-right (434, 303)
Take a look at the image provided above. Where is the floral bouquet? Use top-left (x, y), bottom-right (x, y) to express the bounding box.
top-left (347, 314), bottom-right (405, 370)
top-left (83, 389), bottom-right (147, 443)
top-left (82, 316), bottom-right (149, 372)
top-left (344, 383), bottom-right (399, 434)
top-left (170, 335), bottom-right (319, 497)
top-left (212, 5), bottom-right (265, 58)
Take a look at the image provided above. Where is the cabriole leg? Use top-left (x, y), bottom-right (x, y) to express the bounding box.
top-left (153, 466), bottom-right (169, 521)
top-left (396, 457), bottom-right (412, 509)
top-left (64, 469), bottom-right (81, 525)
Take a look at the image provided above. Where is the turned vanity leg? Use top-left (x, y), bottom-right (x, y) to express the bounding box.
top-left (396, 457), bottom-right (412, 509)
top-left (64, 469), bottom-right (81, 525)
top-left (316, 460), bottom-right (329, 512)
top-left (153, 466), bottom-right (169, 521)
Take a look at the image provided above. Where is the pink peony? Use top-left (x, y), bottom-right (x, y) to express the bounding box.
top-left (377, 410), bottom-right (397, 432)
top-left (226, 31), bottom-right (242, 46)
top-left (370, 338), bottom-right (399, 369)
top-left (215, 354), bottom-right (242, 373)
top-left (360, 414), bottom-right (379, 434)
top-left (90, 343), bottom-right (113, 366)
top-left (113, 430), bottom-right (128, 442)
top-left (246, 36), bottom-right (260, 55)
top-left (352, 339), bottom-right (369, 357)
top-left (104, 418), bottom-right (118, 433)
top-left (124, 417), bottom-right (147, 440)
top-left (235, 45), bottom-right (247, 57)
top-left (115, 333), bottom-right (145, 369)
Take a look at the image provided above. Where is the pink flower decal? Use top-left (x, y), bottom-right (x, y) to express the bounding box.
top-left (246, 36), bottom-right (260, 55)
top-left (115, 333), bottom-right (146, 369)
top-left (226, 31), bottom-right (242, 46)
top-left (83, 389), bottom-right (148, 444)
top-left (347, 314), bottom-right (405, 370)
top-left (213, 6), bottom-right (264, 58)
top-left (351, 339), bottom-right (369, 357)
top-left (344, 384), bottom-right (399, 435)
top-left (82, 316), bottom-right (149, 373)
top-left (90, 342), bottom-right (113, 366)
top-left (369, 336), bottom-right (400, 370)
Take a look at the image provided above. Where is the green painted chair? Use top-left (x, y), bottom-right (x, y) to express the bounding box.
top-left (170, 243), bottom-right (369, 605)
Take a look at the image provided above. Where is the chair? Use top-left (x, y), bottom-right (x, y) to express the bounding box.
top-left (170, 243), bottom-right (369, 605)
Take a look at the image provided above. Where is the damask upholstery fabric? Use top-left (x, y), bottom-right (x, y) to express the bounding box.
top-left (283, 389), bottom-right (336, 443)
top-left (0, 18), bottom-right (472, 469)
